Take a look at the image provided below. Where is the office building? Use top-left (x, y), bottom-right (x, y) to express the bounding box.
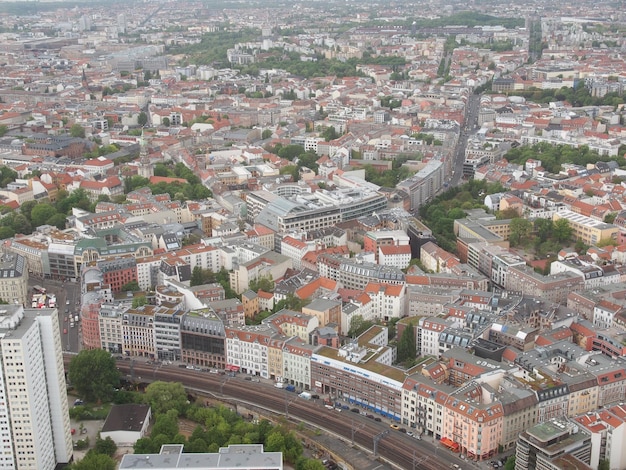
top-left (516, 418), bottom-right (592, 470)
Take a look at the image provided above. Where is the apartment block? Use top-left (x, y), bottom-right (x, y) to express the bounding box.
top-left (0, 254), bottom-right (28, 306)
top-left (505, 265), bottom-right (584, 304)
top-left (0, 306), bottom-right (73, 469)
top-left (574, 404), bottom-right (626, 470)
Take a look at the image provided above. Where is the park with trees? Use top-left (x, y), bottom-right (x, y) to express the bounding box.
top-left (66, 349), bottom-right (325, 469)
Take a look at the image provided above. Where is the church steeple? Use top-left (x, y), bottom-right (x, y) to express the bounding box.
top-left (81, 68), bottom-right (90, 92)
top-left (137, 129), bottom-right (153, 178)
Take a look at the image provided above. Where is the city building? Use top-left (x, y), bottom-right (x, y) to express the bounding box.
top-left (553, 210), bottom-right (619, 246)
top-left (311, 326), bottom-right (404, 420)
top-left (0, 253), bottom-right (28, 306)
top-left (180, 309), bottom-right (226, 368)
top-left (120, 444), bottom-right (283, 470)
top-left (100, 404), bottom-right (151, 447)
top-left (0, 306), bottom-right (73, 469)
top-left (516, 419), bottom-right (592, 470)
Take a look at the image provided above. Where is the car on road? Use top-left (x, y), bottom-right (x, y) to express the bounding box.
top-left (63, 328), bottom-right (67, 334)
top-left (390, 424), bottom-right (400, 430)
top-left (311, 394), bottom-right (319, 399)
top-left (399, 428), bottom-right (407, 433)
top-left (374, 417), bottom-right (382, 422)
top-left (350, 408), bottom-right (359, 413)
top-left (406, 431), bottom-right (414, 437)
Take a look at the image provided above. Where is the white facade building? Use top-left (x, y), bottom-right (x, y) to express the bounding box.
top-left (0, 306), bottom-right (73, 470)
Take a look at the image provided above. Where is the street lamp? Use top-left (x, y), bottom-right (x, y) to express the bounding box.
top-left (285, 391), bottom-right (295, 419)
top-left (351, 419), bottom-right (365, 445)
top-left (220, 376), bottom-right (230, 395)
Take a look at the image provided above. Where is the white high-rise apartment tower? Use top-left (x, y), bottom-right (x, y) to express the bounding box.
top-left (0, 306), bottom-right (72, 469)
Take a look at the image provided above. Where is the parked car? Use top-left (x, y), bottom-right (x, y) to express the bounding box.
top-left (374, 417), bottom-right (382, 422)
top-left (350, 408), bottom-right (360, 413)
top-left (390, 424), bottom-right (400, 430)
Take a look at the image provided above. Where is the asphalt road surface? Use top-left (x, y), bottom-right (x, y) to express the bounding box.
top-left (29, 278), bottom-right (81, 352)
top-left (450, 93), bottom-right (481, 187)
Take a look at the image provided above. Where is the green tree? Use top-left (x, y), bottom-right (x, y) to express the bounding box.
top-left (153, 163), bottom-right (170, 177)
top-left (534, 218), bottom-right (553, 243)
top-left (67, 451), bottom-right (116, 470)
top-left (162, 117), bottom-right (170, 127)
top-left (277, 144), bottom-right (305, 160)
top-left (0, 226), bottom-right (14, 240)
top-left (69, 124), bottom-right (86, 138)
top-left (30, 203), bottom-right (58, 227)
top-left (10, 213), bottom-right (32, 234)
top-left (553, 218), bottom-right (573, 243)
top-left (0, 166), bottom-right (17, 187)
top-left (138, 112), bottom-right (148, 126)
top-left (261, 129), bottom-right (272, 139)
top-left (121, 281), bottom-right (140, 292)
top-left (397, 323), bottom-right (416, 363)
top-left (94, 436), bottom-right (117, 457)
top-left (190, 266), bottom-right (204, 287)
top-left (296, 458), bottom-right (326, 470)
top-left (144, 381), bottom-right (189, 415)
top-left (264, 431), bottom-right (286, 453)
top-left (604, 212), bottom-right (617, 224)
top-left (68, 349), bottom-right (120, 403)
top-left (19, 200), bottom-right (38, 222)
top-left (348, 315), bottom-right (374, 338)
top-left (150, 409), bottom-right (180, 438)
top-left (132, 296), bottom-right (147, 308)
top-left (248, 275), bottom-right (274, 293)
top-left (0, 125), bottom-right (7, 137)
top-left (504, 456), bottom-right (516, 470)
top-left (47, 213), bottom-right (67, 230)
top-left (509, 218), bottom-right (532, 246)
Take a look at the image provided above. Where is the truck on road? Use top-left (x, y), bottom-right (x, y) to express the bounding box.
top-left (299, 392), bottom-right (312, 400)
top-left (74, 315), bottom-right (79, 323)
